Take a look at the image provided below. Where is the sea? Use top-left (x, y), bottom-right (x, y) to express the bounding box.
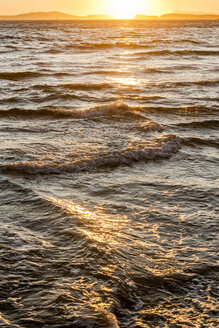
top-left (0, 19), bottom-right (218, 328)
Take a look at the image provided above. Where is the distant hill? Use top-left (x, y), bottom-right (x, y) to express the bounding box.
top-left (0, 11), bottom-right (218, 21)
top-left (135, 15), bottom-right (159, 20)
top-left (0, 11), bottom-right (113, 20)
top-left (160, 13), bottom-right (219, 20)
top-left (85, 15), bottom-right (113, 19)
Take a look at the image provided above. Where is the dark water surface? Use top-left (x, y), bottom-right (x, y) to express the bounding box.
top-left (0, 20), bottom-right (218, 328)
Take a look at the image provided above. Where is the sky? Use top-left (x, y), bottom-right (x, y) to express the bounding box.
top-left (0, 0), bottom-right (219, 17)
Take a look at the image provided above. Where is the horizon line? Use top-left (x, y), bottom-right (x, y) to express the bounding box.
top-left (0, 10), bottom-right (219, 19)
top-left (0, 9), bottom-right (219, 17)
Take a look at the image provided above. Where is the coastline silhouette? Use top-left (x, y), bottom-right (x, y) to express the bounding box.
top-left (0, 11), bottom-right (219, 20)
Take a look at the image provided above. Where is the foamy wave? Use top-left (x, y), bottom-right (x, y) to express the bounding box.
top-left (139, 121), bottom-right (164, 133)
top-left (0, 135), bottom-right (181, 175)
top-left (0, 101), bottom-right (145, 120)
top-left (1, 102), bottom-right (216, 121)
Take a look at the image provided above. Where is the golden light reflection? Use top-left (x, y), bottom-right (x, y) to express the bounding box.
top-left (0, 314), bottom-right (10, 326)
top-left (42, 195), bottom-right (191, 277)
top-left (43, 194), bottom-right (128, 245)
top-left (111, 77), bottom-right (140, 87)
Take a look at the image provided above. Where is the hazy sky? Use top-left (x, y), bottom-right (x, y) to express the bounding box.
top-left (0, 0), bottom-right (219, 16)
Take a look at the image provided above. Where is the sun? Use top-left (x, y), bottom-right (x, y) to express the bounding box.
top-left (108, 0), bottom-right (144, 19)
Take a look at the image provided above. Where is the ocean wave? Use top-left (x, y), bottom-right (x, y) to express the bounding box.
top-left (0, 71), bottom-right (74, 81)
top-left (74, 42), bottom-right (153, 50)
top-left (40, 42), bottom-right (154, 53)
top-left (61, 82), bottom-right (113, 91)
top-left (82, 69), bottom-right (130, 76)
top-left (59, 43), bottom-right (218, 56)
top-left (1, 103), bottom-right (215, 120)
top-left (36, 82), bottom-right (113, 91)
top-left (150, 39), bottom-right (202, 45)
top-left (143, 67), bottom-right (166, 74)
top-left (123, 49), bottom-right (219, 59)
top-left (139, 79), bottom-right (218, 88)
top-left (52, 72), bottom-right (72, 77)
top-left (0, 96), bottom-right (22, 105)
top-left (0, 135), bottom-right (181, 175)
top-left (178, 120), bottom-right (219, 129)
top-left (44, 48), bottom-right (63, 54)
top-left (146, 79), bottom-right (219, 89)
top-left (0, 101), bottom-right (145, 120)
top-left (139, 105), bottom-right (216, 115)
top-left (182, 136), bottom-right (219, 148)
top-left (33, 81), bottom-right (111, 93)
top-left (139, 121), bottom-right (164, 133)
top-left (171, 80), bottom-right (219, 87)
top-left (0, 71), bottom-right (42, 81)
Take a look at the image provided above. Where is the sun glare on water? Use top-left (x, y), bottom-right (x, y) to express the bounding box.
top-left (109, 0), bottom-right (144, 19)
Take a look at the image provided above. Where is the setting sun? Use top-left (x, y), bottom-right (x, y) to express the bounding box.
top-left (108, 0), bottom-right (144, 19)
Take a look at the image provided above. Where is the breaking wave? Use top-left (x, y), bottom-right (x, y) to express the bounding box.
top-left (0, 101), bottom-right (145, 120)
top-left (139, 121), bottom-right (164, 133)
top-left (1, 102), bottom-right (216, 120)
top-left (0, 135), bottom-right (181, 175)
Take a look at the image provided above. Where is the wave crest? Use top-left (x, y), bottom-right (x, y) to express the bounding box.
top-left (0, 101), bottom-right (145, 120)
top-left (0, 135), bottom-right (181, 175)
top-left (139, 121), bottom-right (164, 133)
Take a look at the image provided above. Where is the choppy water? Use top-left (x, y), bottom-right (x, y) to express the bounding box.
top-left (0, 20), bottom-right (219, 328)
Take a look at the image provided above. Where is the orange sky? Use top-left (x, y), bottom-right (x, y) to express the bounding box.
top-left (0, 0), bottom-right (219, 16)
